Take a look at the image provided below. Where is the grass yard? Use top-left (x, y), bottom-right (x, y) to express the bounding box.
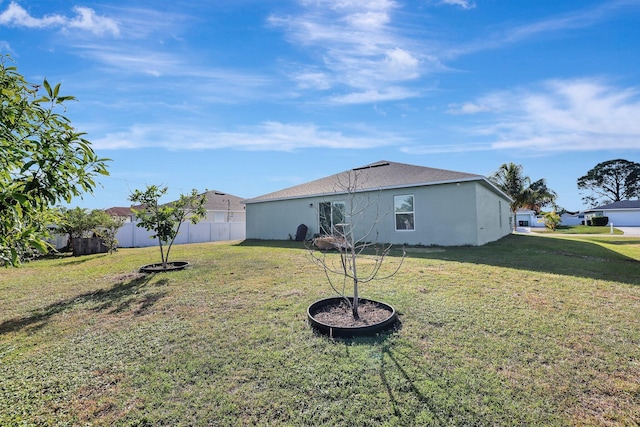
top-left (530, 225), bottom-right (624, 235)
top-left (1, 234), bottom-right (639, 426)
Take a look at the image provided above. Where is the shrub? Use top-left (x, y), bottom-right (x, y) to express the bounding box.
top-left (592, 216), bottom-right (609, 226)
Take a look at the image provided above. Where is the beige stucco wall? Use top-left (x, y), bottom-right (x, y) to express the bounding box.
top-left (245, 181), bottom-right (511, 246)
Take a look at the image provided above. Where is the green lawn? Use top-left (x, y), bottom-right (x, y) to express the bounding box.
top-left (530, 225), bottom-right (624, 235)
top-left (1, 235), bottom-right (639, 426)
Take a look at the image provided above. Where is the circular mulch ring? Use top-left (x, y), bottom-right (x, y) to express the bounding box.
top-left (307, 297), bottom-right (398, 338)
top-left (139, 261), bottom-right (190, 273)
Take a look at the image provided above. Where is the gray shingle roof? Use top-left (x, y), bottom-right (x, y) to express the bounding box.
top-left (104, 206), bottom-right (138, 217)
top-left (162, 190), bottom-right (245, 211)
top-left (244, 160), bottom-right (488, 203)
top-left (199, 190), bottom-right (245, 211)
top-left (590, 200), bottom-right (640, 210)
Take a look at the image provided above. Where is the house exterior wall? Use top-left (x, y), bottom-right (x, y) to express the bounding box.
top-left (560, 213), bottom-right (585, 226)
top-left (246, 198), bottom-right (319, 240)
top-left (475, 183), bottom-right (513, 245)
top-left (245, 181), bottom-right (511, 246)
top-left (591, 209), bottom-right (640, 226)
top-left (203, 209), bottom-right (246, 223)
top-left (515, 210), bottom-right (544, 228)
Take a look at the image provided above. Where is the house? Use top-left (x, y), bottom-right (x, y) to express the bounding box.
top-left (584, 200), bottom-right (640, 226)
top-left (559, 211), bottom-right (585, 226)
top-left (113, 190), bottom-right (246, 248)
top-left (104, 206), bottom-right (139, 222)
top-left (199, 190), bottom-right (246, 223)
top-left (515, 209), bottom-right (544, 228)
top-left (243, 160), bottom-right (512, 247)
top-left (106, 190), bottom-right (246, 224)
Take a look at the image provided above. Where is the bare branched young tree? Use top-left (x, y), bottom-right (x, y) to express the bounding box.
top-left (308, 170), bottom-right (405, 320)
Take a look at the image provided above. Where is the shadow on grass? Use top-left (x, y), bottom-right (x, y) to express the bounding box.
top-left (239, 236), bottom-right (640, 286)
top-left (382, 347), bottom-right (458, 423)
top-left (236, 239), bottom-right (308, 250)
top-left (49, 253), bottom-right (109, 266)
top-left (0, 274), bottom-right (167, 335)
top-left (590, 239), bottom-right (640, 246)
top-left (331, 335), bottom-right (478, 424)
top-left (412, 234), bottom-right (640, 286)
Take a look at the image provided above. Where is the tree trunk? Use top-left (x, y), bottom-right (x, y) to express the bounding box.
top-left (158, 238), bottom-right (167, 269)
top-left (351, 251), bottom-right (359, 319)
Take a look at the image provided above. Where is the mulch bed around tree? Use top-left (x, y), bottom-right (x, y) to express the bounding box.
top-left (139, 261), bottom-right (189, 273)
top-left (311, 299), bottom-right (393, 328)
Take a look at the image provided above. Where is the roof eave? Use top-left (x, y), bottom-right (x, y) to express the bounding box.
top-left (243, 176), bottom-right (509, 204)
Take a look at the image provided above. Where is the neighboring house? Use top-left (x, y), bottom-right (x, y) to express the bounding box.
top-left (199, 190), bottom-right (246, 223)
top-left (112, 190), bottom-right (246, 248)
top-left (517, 209), bottom-right (588, 228)
top-left (584, 200), bottom-right (640, 226)
top-left (104, 206), bottom-right (139, 222)
top-left (105, 191), bottom-right (246, 223)
top-left (560, 211), bottom-right (585, 226)
top-left (243, 160), bottom-right (512, 247)
top-left (515, 209), bottom-right (544, 228)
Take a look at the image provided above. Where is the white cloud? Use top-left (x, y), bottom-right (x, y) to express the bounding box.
top-left (384, 47), bottom-right (420, 79)
top-left (446, 102), bottom-right (490, 114)
top-left (401, 142), bottom-right (490, 155)
top-left (440, 0), bottom-right (475, 10)
top-left (444, 0), bottom-right (640, 59)
top-left (67, 6), bottom-right (120, 37)
top-left (301, 0), bottom-right (398, 12)
top-left (0, 2), bottom-right (119, 36)
top-left (329, 87), bottom-right (419, 104)
top-left (67, 46), bottom-right (274, 101)
top-left (345, 11), bottom-right (390, 29)
top-left (504, 1), bottom-right (639, 43)
top-left (0, 2), bottom-right (65, 27)
top-left (269, 0), bottom-right (426, 103)
top-left (0, 40), bottom-right (11, 53)
top-left (290, 69), bottom-right (333, 90)
top-left (456, 79), bottom-right (640, 152)
top-left (92, 121), bottom-right (407, 151)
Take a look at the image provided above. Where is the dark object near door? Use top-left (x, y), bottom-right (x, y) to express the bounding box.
top-left (295, 224), bottom-right (308, 241)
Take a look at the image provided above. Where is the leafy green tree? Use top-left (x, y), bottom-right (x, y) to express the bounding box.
top-left (0, 56), bottom-right (109, 266)
top-left (129, 185), bottom-right (207, 269)
top-left (57, 207), bottom-right (122, 253)
top-left (99, 215), bottom-right (125, 254)
top-left (489, 163), bottom-right (557, 231)
top-left (577, 159), bottom-right (640, 207)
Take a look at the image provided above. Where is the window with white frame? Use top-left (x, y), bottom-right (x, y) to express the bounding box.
top-left (394, 195), bottom-right (414, 231)
top-left (319, 201), bottom-right (345, 235)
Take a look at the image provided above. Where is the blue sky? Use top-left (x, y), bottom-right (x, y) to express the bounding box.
top-left (2, 0), bottom-right (639, 211)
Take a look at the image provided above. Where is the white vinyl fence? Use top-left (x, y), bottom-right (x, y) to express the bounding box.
top-left (116, 221), bottom-right (246, 248)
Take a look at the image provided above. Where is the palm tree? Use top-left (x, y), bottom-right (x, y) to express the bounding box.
top-left (526, 179), bottom-right (558, 212)
top-left (489, 163), bottom-right (557, 231)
